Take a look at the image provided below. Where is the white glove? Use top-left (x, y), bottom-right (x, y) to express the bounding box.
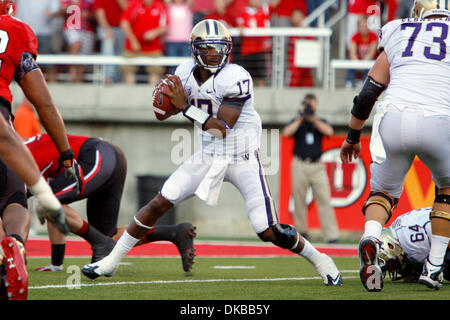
top-left (29, 177), bottom-right (70, 234)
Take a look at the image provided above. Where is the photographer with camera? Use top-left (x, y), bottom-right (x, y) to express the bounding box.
top-left (282, 93), bottom-right (340, 243)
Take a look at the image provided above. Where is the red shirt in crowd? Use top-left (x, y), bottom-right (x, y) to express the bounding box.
top-left (273, 0), bottom-right (307, 17)
top-left (226, 0), bottom-right (248, 26)
top-left (235, 4), bottom-right (273, 56)
top-left (205, 11), bottom-right (233, 28)
top-left (0, 15), bottom-right (38, 105)
top-left (351, 31), bottom-right (377, 59)
top-left (25, 134), bottom-right (90, 179)
top-left (93, 0), bottom-right (126, 27)
top-left (348, 0), bottom-right (378, 15)
top-left (384, 0), bottom-right (400, 21)
top-left (121, 0), bottom-right (168, 52)
top-left (61, 0), bottom-right (95, 32)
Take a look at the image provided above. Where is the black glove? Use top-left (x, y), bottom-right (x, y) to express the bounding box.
top-left (59, 149), bottom-right (83, 195)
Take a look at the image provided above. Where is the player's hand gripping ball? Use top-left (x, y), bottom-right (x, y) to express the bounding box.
top-left (152, 76), bottom-right (179, 121)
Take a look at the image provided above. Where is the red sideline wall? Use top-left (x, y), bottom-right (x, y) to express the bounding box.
top-left (278, 135), bottom-right (435, 232)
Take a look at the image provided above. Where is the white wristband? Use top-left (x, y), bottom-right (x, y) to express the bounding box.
top-left (183, 105), bottom-right (211, 125)
top-left (29, 176), bottom-right (61, 211)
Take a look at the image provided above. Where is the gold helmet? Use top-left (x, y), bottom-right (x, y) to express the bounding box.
top-left (190, 19), bottom-right (232, 73)
top-left (378, 227), bottom-right (405, 281)
top-left (413, 0), bottom-right (450, 18)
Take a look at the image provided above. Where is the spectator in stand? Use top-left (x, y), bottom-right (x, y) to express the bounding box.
top-left (345, 16), bottom-right (377, 89)
top-left (287, 9), bottom-right (314, 87)
top-left (192, 0), bottom-right (215, 25)
top-left (120, 0), bottom-right (169, 85)
top-left (13, 98), bottom-right (41, 140)
top-left (164, 0), bottom-right (193, 74)
top-left (61, 0), bottom-right (96, 83)
top-left (346, 0), bottom-right (380, 49)
top-left (394, 0), bottom-right (414, 19)
top-left (205, 0), bottom-right (234, 27)
top-left (271, 0), bottom-right (307, 27)
top-left (235, 0), bottom-right (280, 87)
top-left (15, 0), bottom-right (62, 82)
top-left (94, 0), bottom-right (129, 84)
top-left (226, 0), bottom-right (246, 25)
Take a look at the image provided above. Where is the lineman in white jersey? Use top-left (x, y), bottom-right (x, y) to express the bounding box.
top-left (379, 207), bottom-right (450, 283)
top-left (340, 0), bottom-right (450, 291)
top-left (82, 19), bottom-right (342, 286)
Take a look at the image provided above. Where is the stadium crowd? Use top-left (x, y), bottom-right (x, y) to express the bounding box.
top-left (12, 0), bottom-right (411, 86)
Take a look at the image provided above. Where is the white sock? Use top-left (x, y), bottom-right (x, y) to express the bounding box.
top-left (363, 220), bottom-right (383, 240)
top-left (106, 230), bottom-right (139, 265)
top-left (428, 234), bottom-right (450, 266)
top-left (299, 238), bottom-right (323, 266)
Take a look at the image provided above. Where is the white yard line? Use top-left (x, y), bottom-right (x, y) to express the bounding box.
top-left (30, 275), bottom-right (360, 290)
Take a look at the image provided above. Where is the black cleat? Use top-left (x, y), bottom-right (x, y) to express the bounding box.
top-left (91, 237), bottom-right (116, 263)
top-left (173, 223), bottom-right (197, 273)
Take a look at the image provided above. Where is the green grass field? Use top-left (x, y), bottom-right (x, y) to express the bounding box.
top-left (26, 256), bottom-right (449, 300)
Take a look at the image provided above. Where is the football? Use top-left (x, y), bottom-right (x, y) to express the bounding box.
top-left (152, 79), bottom-right (178, 121)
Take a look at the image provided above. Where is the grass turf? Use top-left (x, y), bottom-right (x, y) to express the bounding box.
top-left (26, 256), bottom-right (449, 301)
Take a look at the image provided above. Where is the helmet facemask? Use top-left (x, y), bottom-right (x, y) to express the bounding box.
top-left (191, 39), bottom-right (232, 73)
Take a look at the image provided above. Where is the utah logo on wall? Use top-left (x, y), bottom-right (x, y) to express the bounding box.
top-left (279, 136), bottom-right (434, 232)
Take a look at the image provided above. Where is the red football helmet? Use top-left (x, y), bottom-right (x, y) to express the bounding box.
top-left (0, 0), bottom-right (13, 15)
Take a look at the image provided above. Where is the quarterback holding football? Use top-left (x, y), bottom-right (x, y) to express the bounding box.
top-left (82, 19), bottom-right (343, 286)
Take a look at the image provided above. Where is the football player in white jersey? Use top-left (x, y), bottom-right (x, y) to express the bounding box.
top-left (340, 0), bottom-right (450, 291)
top-left (379, 207), bottom-right (450, 283)
top-left (81, 19), bottom-right (343, 286)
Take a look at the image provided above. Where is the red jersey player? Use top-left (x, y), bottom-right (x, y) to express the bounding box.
top-left (26, 133), bottom-right (196, 274)
top-left (0, 0), bottom-right (80, 300)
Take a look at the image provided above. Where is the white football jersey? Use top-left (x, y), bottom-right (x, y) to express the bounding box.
top-left (390, 207), bottom-right (432, 264)
top-left (378, 18), bottom-right (450, 116)
top-left (175, 60), bottom-right (262, 156)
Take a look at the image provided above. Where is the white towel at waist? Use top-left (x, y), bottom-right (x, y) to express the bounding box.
top-left (195, 154), bottom-right (232, 206)
top-left (370, 101), bottom-right (390, 164)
